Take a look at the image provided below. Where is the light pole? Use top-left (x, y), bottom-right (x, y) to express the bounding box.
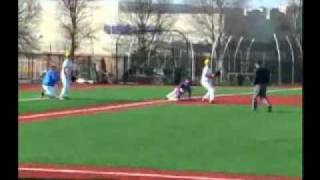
top-left (273, 33), bottom-right (282, 85)
top-left (233, 36), bottom-right (244, 73)
top-left (286, 36), bottom-right (295, 85)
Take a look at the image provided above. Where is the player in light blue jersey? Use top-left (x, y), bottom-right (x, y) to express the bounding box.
top-left (41, 65), bottom-right (60, 98)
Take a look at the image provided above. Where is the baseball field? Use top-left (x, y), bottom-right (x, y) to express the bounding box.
top-left (18, 84), bottom-right (302, 180)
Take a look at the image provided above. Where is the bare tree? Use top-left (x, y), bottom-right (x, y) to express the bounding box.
top-left (189, 0), bottom-right (248, 67)
top-left (119, 0), bottom-right (175, 67)
top-left (18, 0), bottom-right (41, 52)
top-left (287, 0), bottom-right (302, 39)
top-left (56, 0), bottom-right (98, 60)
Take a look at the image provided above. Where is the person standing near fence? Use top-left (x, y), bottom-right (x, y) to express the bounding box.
top-left (252, 61), bottom-right (272, 112)
top-left (59, 50), bottom-right (73, 100)
top-left (41, 65), bottom-right (60, 98)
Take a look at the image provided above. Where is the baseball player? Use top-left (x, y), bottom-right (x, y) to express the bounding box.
top-left (252, 61), bottom-right (272, 112)
top-left (201, 58), bottom-right (220, 104)
top-left (59, 50), bottom-right (73, 100)
top-left (41, 65), bottom-right (60, 98)
top-left (166, 78), bottom-right (192, 101)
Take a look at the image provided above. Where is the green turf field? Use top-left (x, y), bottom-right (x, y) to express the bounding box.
top-left (19, 104), bottom-right (302, 176)
top-left (18, 86), bottom-right (301, 114)
top-left (19, 86), bottom-right (302, 177)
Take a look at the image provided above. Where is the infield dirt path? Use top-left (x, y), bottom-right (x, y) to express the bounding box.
top-left (177, 95), bottom-right (302, 107)
top-left (19, 94), bottom-right (301, 123)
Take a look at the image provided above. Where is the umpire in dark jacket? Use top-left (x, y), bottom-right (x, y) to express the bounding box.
top-left (252, 61), bottom-right (272, 112)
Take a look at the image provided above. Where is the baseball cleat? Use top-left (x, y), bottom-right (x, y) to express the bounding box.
top-left (59, 96), bottom-right (69, 100)
top-left (252, 101), bottom-right (258, 111)
top-left (268, 106), bottom-right (272, 112)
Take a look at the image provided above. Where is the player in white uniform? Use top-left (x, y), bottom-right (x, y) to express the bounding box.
top-left (201, 59), bottom-right (218, 104)
top-left (59, 50), bottom-right (73, 100)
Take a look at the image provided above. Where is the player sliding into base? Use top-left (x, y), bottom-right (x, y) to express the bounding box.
top-left (201, 58), bottom-right (220, 104)
top-left (166, 78), bottom-right (192, 101)
top-left (41, 65), bottom-right (60, 98)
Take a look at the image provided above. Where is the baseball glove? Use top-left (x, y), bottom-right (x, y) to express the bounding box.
top-left (214, 70), bottom-right (221, 77)
top-left (71, 75), bottom-right (77, 82)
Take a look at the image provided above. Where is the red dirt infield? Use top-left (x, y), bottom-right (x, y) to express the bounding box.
top-left (176, 95), bottom-right (302, 107)
top-left (19, 163), bottom-right (301, 180)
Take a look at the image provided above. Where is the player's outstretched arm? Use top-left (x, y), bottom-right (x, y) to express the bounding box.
top-left (206, 73), bottom-right (215, 79)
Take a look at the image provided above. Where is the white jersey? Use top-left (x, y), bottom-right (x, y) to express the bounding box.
top-left (201, 65), bottom-right (213, 84)
top-left (61, 58), bottom-right (73, 79)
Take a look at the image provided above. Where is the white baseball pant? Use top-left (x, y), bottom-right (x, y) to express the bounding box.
top-left (166, 88), bottom-right (178, 100)
top-left (42, 85), bottom-right (58, 98)
top-left (201, 81), bottom-right (215, 102)
top-left (59, 75), bottom-right (71, 98)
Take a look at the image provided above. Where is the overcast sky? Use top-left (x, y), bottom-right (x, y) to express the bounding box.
top-left (44, 0), bottom-right (290, 8)
top-left (248, 0), bottom-right (288, 8)
top-left (174, 0), bottom-right (289, 8)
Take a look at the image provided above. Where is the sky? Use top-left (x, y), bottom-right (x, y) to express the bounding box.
top-left (248, 0), bottom-right (288, 8)
top-left (44, 0), bottom-right (290, 9)
top-left (173, 0), bottom-right (289, 8)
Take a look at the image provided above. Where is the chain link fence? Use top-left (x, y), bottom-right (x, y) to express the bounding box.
top-left (19, 35), bottom-right (302, 86)
top-left (18, 52), bottom-right (121, 84)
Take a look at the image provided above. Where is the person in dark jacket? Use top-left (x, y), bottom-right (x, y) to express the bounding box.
top-left (237, 74), bottom-right (244, 86)
top-left (252, 61), bottom-right (272, 112)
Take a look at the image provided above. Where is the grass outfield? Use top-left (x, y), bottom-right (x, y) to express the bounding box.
top-left (18, 86), bottom-right (301, 114)
top-left (19, 104), bottom-right (302, 177)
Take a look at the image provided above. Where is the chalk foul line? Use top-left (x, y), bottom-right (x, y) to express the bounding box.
top-left (19, 100), bottom-right (169, 120)
top-left (19, 97), bottom-right (49, 102)
top-left (19, 167), bottom-right (243, 180)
